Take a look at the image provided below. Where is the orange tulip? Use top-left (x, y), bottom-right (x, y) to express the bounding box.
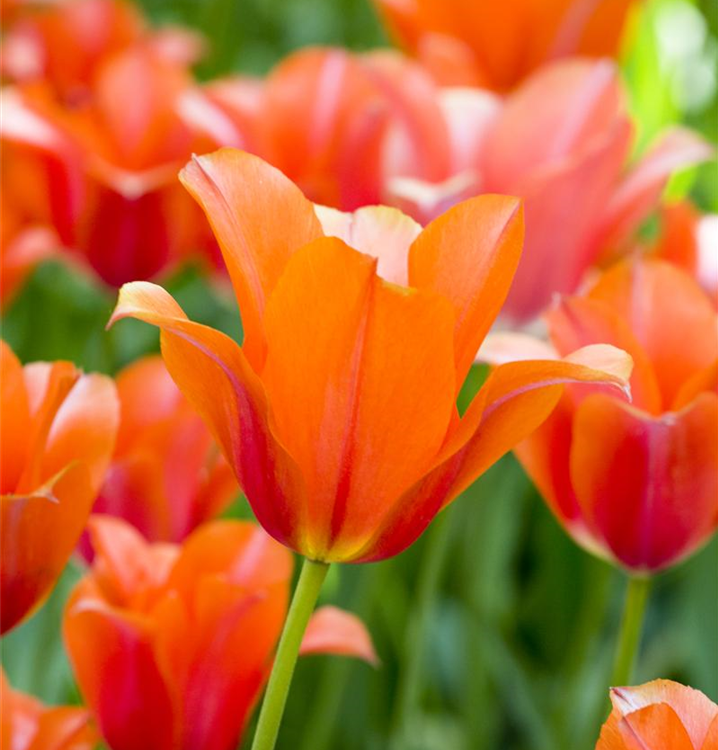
top-left (387, 58), bottom-right (712, 322)
top-left (0, 0), bottom-right (204, 103)
top-left (78, 355), bottom-right (236, 556)
top-left (108, 148), bottom-right (632, 563)
top-left (0, 341), bottom-right (118, 634)
top-left (64, 515), bottom-right (376, 750)
top-left (501, 257), bottom-right (718, 572)
top-left (597, 680), bottom-right (718, 750)
top-left (2, 49), bottom-right (244, 286)
top-left (1, 669), bottom-right (98, 750)
top-left (373, 0), bottom-right (639, 91)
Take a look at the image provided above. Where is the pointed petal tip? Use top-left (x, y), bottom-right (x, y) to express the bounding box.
top-left (564, 344), bottom-right (634, 395)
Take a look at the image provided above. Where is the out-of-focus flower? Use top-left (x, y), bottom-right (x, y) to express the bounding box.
top-left (494, 257), bottom-right (717, 573)
top-left (0, 341), bottom-right (118, 634)
top-left (64, 516), bottom-right (376, 750)
top-left (78, 355), bottom-right (236, 557)
top-left (1, 669), bottom-right (98, 750)
top-left (109, 148), bottom-right (633, 563)
top-left (596, 680), bottom-right (718, 749)
top-left (3, 48), bottom-right (243, 287)
top-left (650, 201), bottom-right (718, 307)
top-left (0, 0), bottom-right (204, 104)
top-left (387, 58), bottom-right (713, 322)
top-left (373, 0), bottom-right (639, 91)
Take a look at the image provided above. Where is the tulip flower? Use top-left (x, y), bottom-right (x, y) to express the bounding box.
top-left (596, 680), bottom-right (718, 750)
top-left (509, 257), bottom-right (718, 573)
top-left (3, 49), bottom-right (244, 287)
top-left (108, 148), bottom-right (632, 749)
top-left (79, 355), bottom-right (236, 555)
top-left (0, 341), bottom-right (118, 634)
top-left (109, 147), bottom-right (633, 565)
top-left (387, 58), bottom-right (713, 322)
top-left (0, 0), bottom-right (204, 104)
top-left (481, 256), bottom-right (717, 686)
top-left (1, 669), bottom-right (98, 750)
top-left (64, 515), bottom-right (376, 750)
top-left (373, 0), bottom-right (638, 91)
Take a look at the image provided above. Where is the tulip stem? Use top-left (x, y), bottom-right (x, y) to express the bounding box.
top-left (251, 557), bottom-right (330, 750)
top-left (610, 576), bottom-right (650, 688)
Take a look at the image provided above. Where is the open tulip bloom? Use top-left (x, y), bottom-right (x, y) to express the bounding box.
top-left (108, 147), bottom-right (633, 748)
top-left (596, 680), bottom-right (718, 750)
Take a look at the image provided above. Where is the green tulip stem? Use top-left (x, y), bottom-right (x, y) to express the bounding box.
top-left (610, 576), bottom-right (651, 688)
top-left (250, 557), bottom-right (330, 750)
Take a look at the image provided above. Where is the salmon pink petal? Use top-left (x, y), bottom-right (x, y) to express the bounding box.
top-left (300, 605), bottom-right (378, 665)
top-left (570, 394), bottom-right (718, 572)
top-left (262, 237), bottom-right (455, 561)
top-left (703, 715), bottom-right (718, 750)
top-left (588, 259), bottom-right (718, 407)
top-left (409, 194), bottom-right (524, 388)
top-left (475, 331), bottom-right (559, 364)
top-left (502, 117), bottom-right (632, 321)
top-left (64, 601), bottom-right (174, 750)
top-left (178, 149), bottom-right (323, 367)
top-left (108, 281), bottom-right (306, 551)
top-left (313, 204), bottom-right (420, 286)
top-left (598, 128), bottom-right (714, 250)
top-left (611, 682), bottom-right (718, 741)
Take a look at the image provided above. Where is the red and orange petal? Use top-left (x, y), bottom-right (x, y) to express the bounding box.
top-left (0, 343), bottom-right (119, 633)
top-left (597, 680), bottom-right (718, 750)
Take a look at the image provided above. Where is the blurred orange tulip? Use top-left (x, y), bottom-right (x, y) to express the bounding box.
top-left (1, 669), bottom-right (98, 750)
top-left (64, 516), bottom-right (376, 750)
top-left (0, 341), bottom-right (118, 634)
top-left (0, 667), bottom-right (99, 750)
top-left (597, 680), bottom-right (718, 750)
top-left (0, 0), bottom-right (204, 103)
top-left (2, 48), bottom-right (243, 287)
top-left (109, 148), bottom-right (633, 563)
top-left (505, 258), bottom-right (718, 572)
top-left (374, 0), bottom-right (638, 91)
top-left (78, 355), bottom-right (236, 557)
top-left (387, 58), bottom-right (712, 322)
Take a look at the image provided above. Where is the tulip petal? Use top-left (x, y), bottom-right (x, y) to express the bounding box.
top-left (599, 127), bottom-right (714, 250)
top-left (314, 204), bottom-right (420, 286)
top-left (611, 681), bottom-right (718, 748)
top-left (262, 236), bottom-right (455, 560)
top-left (179, 148), bottom-right (323, 367)
top-left (409, 194), bottom-right (524, 387)
top-left (0, 341), bottom-right (30, 493)
top-left (570, 393), bottom-right (718, 571)
top-left (588, 258), bottom-right (718, 407)
top-left (356, 345), bottom-right (632, 561)
top-left (108, 281), bottom-right (306, 551)
top-left (27, 705), bottom-right (97, 750)
top-left (64, 600), bottom-right (174, 750)
top-left (300, 605), bottom-right (378, 665)
top-left (619, 704), bottom-right (695, 750)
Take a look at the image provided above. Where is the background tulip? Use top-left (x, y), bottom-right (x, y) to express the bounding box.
top-left (512, 257), bottom-right (717, 573)
top-left (373, 0), bottom-right (638, 90)
top-left (0, 341), bottom-right (119, 634)
top-left (596, 680), bottom-right (718, 750)
top-left (1, 669), bottom-right (98, 750)
top-left (64, 516), bottom-right (376, 750)
top-left (77, 355), bottom-right (236, 557)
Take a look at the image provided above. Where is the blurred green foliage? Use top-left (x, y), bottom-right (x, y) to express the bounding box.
top-left (2, 0), bottom-right (717, 748)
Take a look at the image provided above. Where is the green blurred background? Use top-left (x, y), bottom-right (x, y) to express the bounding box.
top-left (2, 0), bottom-right (717, 748)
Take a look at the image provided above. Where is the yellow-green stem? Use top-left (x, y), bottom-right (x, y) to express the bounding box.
top-left (250, 557), bottom-right (330, 750)
top-left (610, 576), bottom-right (650, 688)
